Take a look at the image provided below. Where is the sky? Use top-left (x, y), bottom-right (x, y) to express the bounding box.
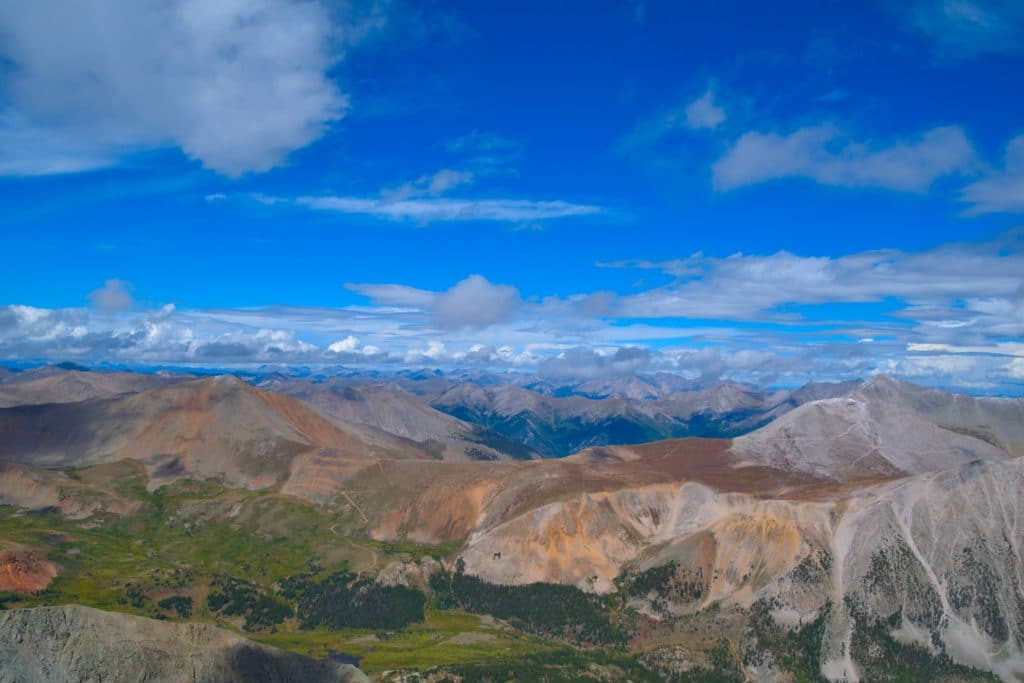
top-left (0, 0), bottom-right (1023, 391)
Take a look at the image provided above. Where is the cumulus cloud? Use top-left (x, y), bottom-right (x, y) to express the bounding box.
top-left (403, 340), bottom-right (450, 364)
top-left (328, 335), bottom-right (360, 353)
top-left (684, 90), bottom-right (726, 130)
top-left (712, 124), bottom-right (977, 192)
top-left (88, 279), bottom-right (134, 313)
top-left (0, 0), bottom-right (363, 176)
top-left (959, 134), bottom-right (1024, 215)
top-left (432, 275), bottom-right (521, 330)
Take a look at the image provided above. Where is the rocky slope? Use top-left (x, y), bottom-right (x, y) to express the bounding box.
top-left (2, 372), bottom-right (1022, 680)
top-left (257, 376), bottom-right (537, 461)
top-left (336, 378), bottom-right (1024, 680)
top-left (819, 458), bottom-right (1024, 682)
top-left (732, 375), bottom-right (1024, 480)
top-left (433, 457), bottom-right (1024, 680)
top-left (0, 604), bottom-right (367, 682)
top-left (0, 460), bottom-right (135, 518)
top-left (0, 375), bottom-right (433, 489)
top-left (0, 369), bottom-right (175, 408)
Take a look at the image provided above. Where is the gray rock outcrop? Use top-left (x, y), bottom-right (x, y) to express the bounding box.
top-left (0, 604), bottom-right (368, 683)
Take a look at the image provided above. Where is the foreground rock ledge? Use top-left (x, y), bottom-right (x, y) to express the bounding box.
top-left (0, 604), bottom-right (368, 683)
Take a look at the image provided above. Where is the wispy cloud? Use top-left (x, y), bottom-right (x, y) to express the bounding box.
top-left (618, 86), bottom-right (726, 152)
top-left (345, 283), bottom-right (437, 309)
top-left (604, 232), bottom-right (1024, 328)
top-left (684, 90), bottom-right (726, 130)
top-left (381, 169), bottom-right (476, 200)
top-left (290, 195), bottom-right (603, 223)
top-left (0, 111), bottom-right (119, 176)
top-left (959, 134), bottom-right (1024, 215)
top-left (712, 124), bottom-right (977, 191)
top-left (909, 0), bottom-right (1024, 57)
top-left (445, 131), bottom-right (520, 157)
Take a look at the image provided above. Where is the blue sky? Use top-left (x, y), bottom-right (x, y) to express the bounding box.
top-left (1, 0), bottom-right (1023, 390)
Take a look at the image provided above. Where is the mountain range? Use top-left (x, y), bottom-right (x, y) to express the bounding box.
top-left (0, 365), bottom-right (1022, 681)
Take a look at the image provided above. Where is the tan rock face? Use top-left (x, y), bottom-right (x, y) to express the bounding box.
top-left (457, 480), bottom-right (835, 596)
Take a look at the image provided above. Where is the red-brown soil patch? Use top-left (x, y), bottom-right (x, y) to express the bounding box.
top-left (0, 551), bottom-right (57, 593)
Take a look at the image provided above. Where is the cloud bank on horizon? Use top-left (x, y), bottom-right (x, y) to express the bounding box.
top-left (2, 230), bottom-right (1022, 391)
top-left (0, 1), bottom-right (1022, 391)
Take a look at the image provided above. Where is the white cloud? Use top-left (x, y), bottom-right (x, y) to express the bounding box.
top-left (0, 292), bottom-right (1022, 389)
top-left (712, 124), bottom-right (977, 191)
top-left (960, 134), bottom-right (1024, 215)
top-left (88, 279), bottom-right (134, 313)
top-left (328, 335), bottom-right (360, 353)
top-left (293, 195), bottom-right (602, 222)
top-left (0, 0), bottom-right (361, 176)
top-left (432, 275), bottom-right (521, 330)
top-left (684, 90), bottom-right (726, 130)
top-left (605, 232), bottom-right (1024, 327)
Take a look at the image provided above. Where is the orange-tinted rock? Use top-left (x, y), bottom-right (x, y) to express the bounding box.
top-left (0, 551), bottom-right (57, 594)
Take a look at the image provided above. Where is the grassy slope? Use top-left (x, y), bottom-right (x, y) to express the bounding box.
top-left (257, 610), bottom-right (570, 673)
top-left (0, 467), bottom-right (607, 676)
